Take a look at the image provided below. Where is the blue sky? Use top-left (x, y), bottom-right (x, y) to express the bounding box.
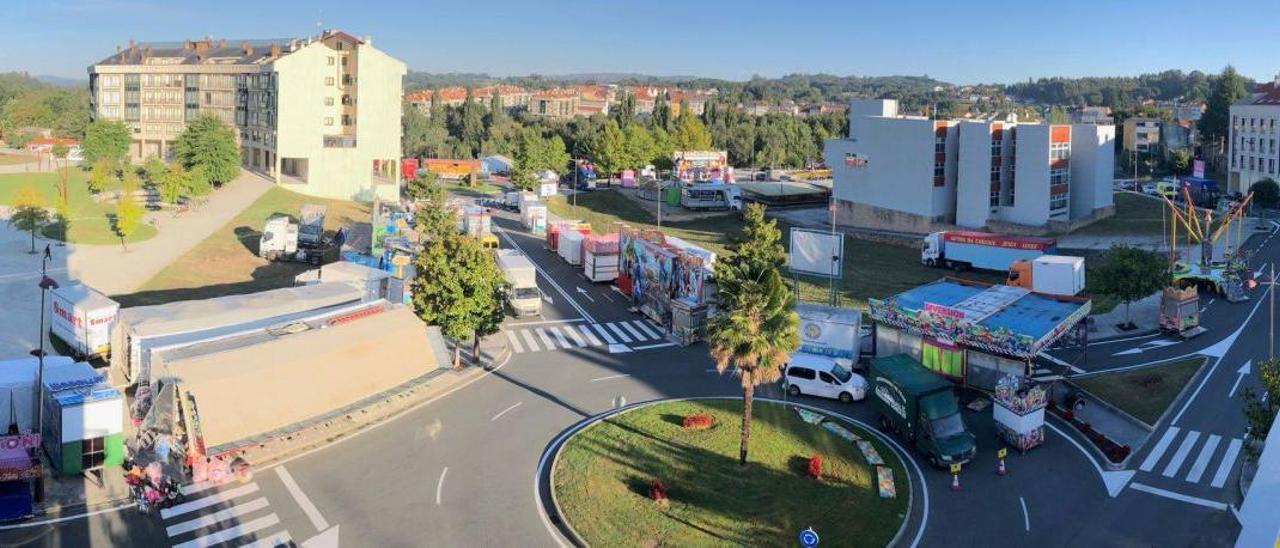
top-left (5, 0), bottom-right (1278, 84)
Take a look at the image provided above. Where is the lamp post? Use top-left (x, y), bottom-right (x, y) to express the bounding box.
top-left (34, 244), bottom-right (58, 503)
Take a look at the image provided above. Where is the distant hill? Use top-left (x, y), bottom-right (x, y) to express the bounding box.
top-left (35, 75), bottom-right (86, 87)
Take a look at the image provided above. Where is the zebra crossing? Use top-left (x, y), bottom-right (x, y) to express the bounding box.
top-left (1136, 426), bottom-right (1244, 489)
top-left (504, 320), bottom-right (667, 353)
top-left (161, 481), bottom-right (293, 548)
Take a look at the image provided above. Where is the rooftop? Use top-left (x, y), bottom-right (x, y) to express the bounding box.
top-left (92, 29), bottom-right (365, 68)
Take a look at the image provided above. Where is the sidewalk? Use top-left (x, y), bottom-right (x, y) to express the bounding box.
top-left (1088, 291), bottom-right (1162, 340)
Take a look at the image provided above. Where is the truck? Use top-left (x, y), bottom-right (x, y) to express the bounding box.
top-left (1159, 286), bottom-right (1207, 339)
top-left (259, 204), bottom-right (331, 265)
top-left (868, 354), bottom-right (976, 468)
top-left (49, 284), bottom-right (119, 360)
top-left (921, 231), bottom-right (1056, 272)
top-left (680, 183), bottom-right (742, 211)
top-left (795, 303), bottom-right (865, 369)
top-left (1007, 255), bottom-right (1085, 296)
top-left (495, 249), bottom-right (542, 316)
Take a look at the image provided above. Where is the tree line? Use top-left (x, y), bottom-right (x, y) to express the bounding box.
top-left (0, 72), bottom-right (90, 144)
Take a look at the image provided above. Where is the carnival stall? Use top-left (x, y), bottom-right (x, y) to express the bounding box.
top-left (40, 361), bottom-right (124, 475)
top-left (617, 227), bottom-right (711, 345)
top-left (547, 220), bottom-right (589, 252)
top-left (992, 375), bottom-right (1046, 451)
top-left (583, 233), bottom-right (620, 282)
top-left (522, 200), bottom-right (547, 235)
top-left (559, 228), bottom-right (588, 266)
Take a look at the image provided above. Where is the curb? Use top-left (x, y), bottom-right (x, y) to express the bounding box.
top-left (1066, 383), bottom-right (1155, 432)
top-left (1045, 414), bottom-right (1134, 471)
top-left (537, 397), bottom-right (924, 548)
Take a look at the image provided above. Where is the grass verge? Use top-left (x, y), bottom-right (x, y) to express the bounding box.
top-left (1071, 357), bottom-right (1207, 425)
top-left (1073, 192), bottom-right (1173, 237)
top-left (0, 170), bottom-right (158, 245)
top-left (553, 399), bottom-right (907, 547)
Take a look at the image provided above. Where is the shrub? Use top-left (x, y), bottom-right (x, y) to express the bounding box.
top-left (808, 454), bottom-right (823, 480)
top-left (682, 413), bottom-right (714, 430)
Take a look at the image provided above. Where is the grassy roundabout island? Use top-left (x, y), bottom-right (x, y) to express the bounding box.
top-left (552, 399), bottom-right (909, 546)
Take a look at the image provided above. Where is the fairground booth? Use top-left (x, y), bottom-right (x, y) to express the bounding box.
top-left (617, 227), bottom-right (715, 345)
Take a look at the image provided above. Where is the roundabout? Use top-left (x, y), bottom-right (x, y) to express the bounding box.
top-left (544, 398), bottom-right (918, 547)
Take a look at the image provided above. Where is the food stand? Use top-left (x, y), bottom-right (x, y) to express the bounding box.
top-left (618, 227), bottom-right (712, 345)
top-left (1159, 286), bottom-right (1206, 339)
top-left (992, 374), bottom-right (1046, 451)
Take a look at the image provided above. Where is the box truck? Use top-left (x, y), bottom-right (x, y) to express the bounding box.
top-left (1007, 255), bottom-right (1085, 296)
top-left (921, 231), bottom-right (1056, 272)
top-left (496, 249), bottom-right (542, 316)
top-left (49, 284), bottom-right (119, 360)
top-left (869, 354), bottom-right (976, 468)
top-left (795, 303), bottom-right (863, 367)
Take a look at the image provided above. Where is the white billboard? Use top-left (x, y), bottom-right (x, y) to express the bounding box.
top-left (789, 228), bottom-right (844, 279)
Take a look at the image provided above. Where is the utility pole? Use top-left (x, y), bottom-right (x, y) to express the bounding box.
top-left (572, 160), bottom-right (578, 218)
top-left (1270, 263), bottom-right (1276, 361)
top-left (34, 244), bottom-right (58, 503)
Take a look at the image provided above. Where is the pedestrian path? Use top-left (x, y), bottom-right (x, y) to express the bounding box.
top-left (1135, 426), bottom-right (1244, 489)
top-left (503, 319), bottom-right (670, 354)
top-left (161, 481), bottom-right (292, 548)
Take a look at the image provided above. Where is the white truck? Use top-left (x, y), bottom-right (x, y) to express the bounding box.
top-left (795, 303), bottom-right (867, 369)
top-left (1007, 255), bottom-right (1086, 296)
top-left (259, 205), bottom-right (329, 265)
top-left (496, 249), bottom-right (542, 316)
top-left (49, 284), bottom-right (119, 360)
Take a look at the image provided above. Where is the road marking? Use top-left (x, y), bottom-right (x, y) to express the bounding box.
top-left (618, 321), bottom-right (647, 340)
top-left (1139, 427), bottom-right (1181, 472)
top-left (179, 481), bottom-right (217, 497)
top-left (549, 327), bottom-right (573, 349)
top-left (491, 401), bottom-right (522, 422)
top-left (628, 320), bottom-right (659, 340)
top-left (561, 326), bottom-right (587, 347)
top-left (589, 373), bottom-right (631, 382)
top-left (1129, 482), bottom-right (1228, 511)
top-left (172, 514), bottom-right (280, 548)
top-left (1162, 430), bottom-right (1201, 477)
top-left (1185, 434), bottom-right (1222, 483)
top-left (521, 330), bottom-right (541, 352)
top-left (241, 531), bottom-right (294, 548)
top-left (506, 318), bottom-right (585, 327)
top-left (1171, 287), bottom-right (1270, 425)
top-left (1018, 497), bottom-right (1030, 532)
top-left (436, 467), bottom-right (448, 505)
top-left (577, 325), bottom-right (603, 345)
top-left (591, 323), bottom-right (618, 344)
top-left (276, 466), bottom-right (329, 532)
top-left (633, 342), bottom-right (678, 351)
top-left (1091, 333), bottom-right (1162, 346)
top-left (160, 483), bottom-right (259, 519)
top-left (498, 230), bottom-right (596, 324)
top-left (535, 328), bottom-right (557, 349)
top-left (1211, 438), bottom-right (1243, 488)
top-left (505, 330), bottom-right (525, 353)
top-left (1229, 360), bottom-right (1252, 398)
top-left (605, 323), bottom-right (634, 343)
top-left (165, 497), bottom-right (270, 537)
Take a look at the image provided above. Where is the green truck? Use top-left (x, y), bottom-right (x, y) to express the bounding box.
top-left (869, 354), bottom-right (976, 468)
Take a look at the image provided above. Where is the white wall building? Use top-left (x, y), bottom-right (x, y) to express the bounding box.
top-left (823, 99), bottom-right (1114, 233)
top-left (1228, 76), bottom-right (1280, 195)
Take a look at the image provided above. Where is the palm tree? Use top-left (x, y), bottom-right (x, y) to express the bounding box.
top-left (706, 204), bottom-right (799, 466)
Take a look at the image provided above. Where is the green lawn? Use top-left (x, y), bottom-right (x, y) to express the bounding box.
top-left (1072, 357), bottom-right (1207, 425)
top-left (0, 170), bottom-right (157, 245)
top-left (546, 189), bottom-right (1003, 307)
top-left (0, 153), bottom-right (36, 165)
top-left (553, 399), bottom-right (908, 547)
top-left (442, 180), bottom-right (504, 195)
top-left (119, 186), bottom-right (369, 306)
top-left (1073, 192), bottom-right (1172, 237)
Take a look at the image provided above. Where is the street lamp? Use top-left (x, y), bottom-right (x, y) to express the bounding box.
top-left (33, 244), bottom-right (58, 503)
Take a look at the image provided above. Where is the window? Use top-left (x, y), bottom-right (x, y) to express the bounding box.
top-left (935, 137), bottom-right (945, 154)
top-left (1050, 168), bottom-right (1069, 186)
top-left (341, 56), bottom-right (348, 67)
top-left (325, 76), bottom-right (335, 86)
top-left (324, 97), bottom-right (334, 106)
top-left (81, 436), bottom-right (107, 471)
top-left (342, 114), bottom-right (352, 126)
top-left (324, 117), bottom-right (333, 126)
top-left (818, 371), bottom-right (837, 384)
top-left (1050, 193), bottom-right (1068, 211)
top-left (327, 56), bottom-right (334, 65)
top-left (787, 367), bottom-right (816, 380)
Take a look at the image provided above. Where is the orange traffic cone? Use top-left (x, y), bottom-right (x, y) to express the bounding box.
top-left (950, 473), bottom-right (961, 491)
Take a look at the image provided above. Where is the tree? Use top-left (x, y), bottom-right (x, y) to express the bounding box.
top-left (156, 164), bottom-right (193, 204)
top-left (142, 156), bottom-right (166, 186)
top-left (412, 183), bottom-right (455, 242)
top-left (672, 111), bottom-right (713, 151)
top-left (458, 87), bottom-right (486, 158)
top-left (1241, 359), bottom-right (1280, 459)
top-left (9, 185), bottom-right (49, 253)
top-left (591, 120), bottom-right (627, 180)
top-left (113, 174), bottom-right (143, 251)
top-left (509, 166), bottom-right (538, 192)
top-left (1048, 106), bottom-right (1070, 124)
top-left (1201, 66), bottom-right (1248, 158)
top-left (652, 93), bottom-right (671, 132)
top-left (705, 204), bottom-right (799, 465)
top-left (87, 158), bottom-right (113, 194)
top-left (82, 120), bottom-right (130, 164)
top-left (1169, 149), bottom-right (1192, 176)
top-left (515, 129), bottom-right (570, 175)
top-left (1249, 179), bottom-right (1280, 210)
top-left (1093, 245), bottom-right (1169, 328)
top-left (50, 142), bottom-right (71, 208)
top-left (173, 113), bottom-right (240, 185)
top-left (623, 124), bottom-right (655, 169)
top-left (405, 170), bottom-right (441, 202)
top-left (613, 92), bottom-right (636, 128)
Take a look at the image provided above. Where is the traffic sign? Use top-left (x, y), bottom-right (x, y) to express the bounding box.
top-left (949, 462), bottom-right (962, 474)
top-left (799, 527), bottom-right (820, 547)
top-left (997, 448), bottom-right (1008, 459)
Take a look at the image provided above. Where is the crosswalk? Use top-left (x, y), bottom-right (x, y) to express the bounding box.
top-left (504, 320), bottom-right (667, 353)
top-left (1137, 427), bottom-right (1244, 489)
top-left (161, 481), bottom-right (292, 548)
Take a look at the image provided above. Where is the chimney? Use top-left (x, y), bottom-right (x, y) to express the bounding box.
top-left (270, 43), bottom-right (280, 57)
top-left (241, 41), bottom-right (252, 56)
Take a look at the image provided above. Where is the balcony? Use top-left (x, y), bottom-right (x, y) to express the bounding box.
top-left (323, 135), bottom-right (357, 148)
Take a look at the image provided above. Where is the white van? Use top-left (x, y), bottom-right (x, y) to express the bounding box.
top-left (782, 352), bottom-right (867, 403)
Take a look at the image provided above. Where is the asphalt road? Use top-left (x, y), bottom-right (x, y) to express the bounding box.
top-left (3, 205), bottom-right (1272, 547)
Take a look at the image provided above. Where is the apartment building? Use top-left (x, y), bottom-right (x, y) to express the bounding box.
top-left (1070, 106), bottom-right (1113, 125)
top-left (822, 99), bottom-right (1114, 233)
top-left (89, 30), bottom-right (405, 202)
top-left (528, 89), bottom-right (580, 120)
top-left (405, 85), bottom-right (531, 114)
top-left (1122, 117), bottom-right (1161, 153)
top-left (1227, 76), bottom-right (1280, 194)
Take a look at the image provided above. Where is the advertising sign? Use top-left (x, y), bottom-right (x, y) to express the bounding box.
top-left (923, 302), bottom-right (965, 320)
top-left (1193, 159), bottom-right (1205, 178)
top-left (400, 158), bottom-right (419, 180)
top-left (789, 228), bottom-right (844, 279)
top-left (844, 153), bottom-right (869, 167)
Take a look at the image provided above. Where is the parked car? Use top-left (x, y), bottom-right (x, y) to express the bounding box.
top-left (782, 353), bottom-right (867, 404)
top-left (1141, 182), bottom-right (1157, 195)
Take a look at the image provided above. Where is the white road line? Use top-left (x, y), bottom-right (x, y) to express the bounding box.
top-left (179, 482), bottom-right (217, 497)
top-left (561, 326), bottom-right (587, 347)
top-left (550, 328), bottom-right (573, 349)
top-left (172, 514), bottom-right (280, 548)
top-left (591, 323), bottom-right (618, 344)
top-left (605, 323), bottom-right (634, 343)
top-left (589, 373), bottom-right (631, 382)
top-left (491, 401), bottom-right (523, 422)
top-left (165, 497), bottom-right (269, 537)
top-left (577, 324), bottom-right (603, 345)
top-left (275, 466), bottom-right (329, 532)
top-left (1018, 497), bottom-right (1030, 532)
top-left (1162, 431), bottom-right (1201, 477)
top-left (240, 530), bottom-right (293, 548)
top-left (1129, 482), bottom-right (1228, 511)
top-left (505, 330), bottom-right (525, 353)
top-left (1211, 439), bottom-right (1243, 488)
top-left (1185, 434), bottom-right (1222, 483)
top-left (160, 483), bottom-right (260, 520)
top-left (630, 320), bottom-right (659, 339)
top-left (521, 330), bottom-right (541, 352)
top-left (1139, 427), bottom-right (1181, 472)
top-left (535, 328), bottom-right (557, 349)
top-left (506, 318), bottom-right (585, 327)
top-left (633, 342), bottom-right (678, 351)
top-left (618, 321), bottom-right (647, 340)
top-left (436, 467), bottom-right (448, 505)
top-left (1172, 285), bottom-right (1272, 424)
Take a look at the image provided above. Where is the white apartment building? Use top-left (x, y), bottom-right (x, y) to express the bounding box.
top-left (1228, 77), bottom-right (1280, 194)
top-left (823, 100), bottom-right (1114, 233)
top-left (89, 30), bottom-right (405, 202)
top-left (1123, 117), bottom-right (1161, 153)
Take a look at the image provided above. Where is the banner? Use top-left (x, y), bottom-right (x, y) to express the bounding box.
top-left (1193, 159), bottom-right (1205, 178)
